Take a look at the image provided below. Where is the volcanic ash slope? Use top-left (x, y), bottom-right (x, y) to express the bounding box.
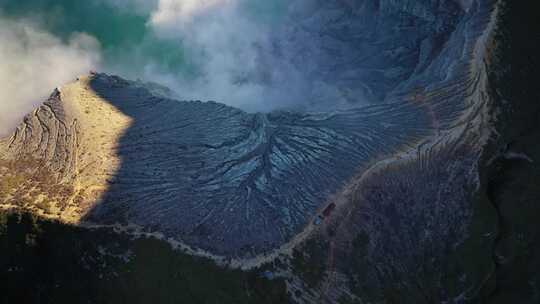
top-left (0, 73), bottom-right (433, 258)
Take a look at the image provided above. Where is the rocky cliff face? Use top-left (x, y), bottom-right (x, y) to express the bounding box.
top-left (0, 0), bottom-right (498, 270)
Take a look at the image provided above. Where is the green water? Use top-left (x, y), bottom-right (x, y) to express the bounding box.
top-left (0, 0), bottom-right (191, 77)
top-left (0, 0), bottom-right (288, 80)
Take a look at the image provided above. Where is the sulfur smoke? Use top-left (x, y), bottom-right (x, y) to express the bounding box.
top-left (0, 0), bottom-right (318, 135)
top-left (114, 0), bottom-right (300, 112)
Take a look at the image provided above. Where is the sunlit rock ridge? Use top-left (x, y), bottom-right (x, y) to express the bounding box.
top-left (0, 0), bottom-right (497, 259)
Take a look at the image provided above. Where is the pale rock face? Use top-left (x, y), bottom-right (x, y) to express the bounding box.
top-left (0, 0), bottom-right (497, 259)
top-left (0, 77), bottom-right (133, 222)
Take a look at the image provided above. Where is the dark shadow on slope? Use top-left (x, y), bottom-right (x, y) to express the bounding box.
top-left (82, 71), bottom-right (432, 259)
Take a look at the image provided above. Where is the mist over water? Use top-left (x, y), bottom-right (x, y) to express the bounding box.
top-left (0, 0), bottom-right (464, 136)
top-left (0, 0), bottom-right (305, 135)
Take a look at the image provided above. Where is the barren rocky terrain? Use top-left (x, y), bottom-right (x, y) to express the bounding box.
top-left (2, 0), bottom-right (539, 303)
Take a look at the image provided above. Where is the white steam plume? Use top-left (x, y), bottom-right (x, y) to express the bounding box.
top-left (106, 0), bottom-right (301, 111)
top-left (0, 17), bottom-right (101, 136)
top-left (145, 0), bottom-right (275, 110)
top-left (150, 0), bottom-right (231, 27)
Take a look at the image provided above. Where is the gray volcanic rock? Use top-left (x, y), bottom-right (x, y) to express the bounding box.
top-left (84, 74), bottom-right (431, 257)
top-left (0, 0), bottom-right (498, 261)
top-left (0, 72), bottom-right (430, 257)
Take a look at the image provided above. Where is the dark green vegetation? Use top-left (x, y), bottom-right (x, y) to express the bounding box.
top-left (482, 1), bottom-right (540, 302)
top-left (291, 238), bottom-right (328, 289)
top-left (0, 211), bottom-right (289, 304)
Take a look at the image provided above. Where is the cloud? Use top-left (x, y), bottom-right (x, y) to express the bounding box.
top-left (119, 0), bottom-right (313, 112)
top-left (138, 0), bottom-right (275, 110)
top-left (0, 16), bottom-right (101, 135)
top-left (134, 0), bottom-right (338, 112)
top-left (150, 0), bottom-right (231, 28)
top-left (0, 0), bottom-right (317, 129)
